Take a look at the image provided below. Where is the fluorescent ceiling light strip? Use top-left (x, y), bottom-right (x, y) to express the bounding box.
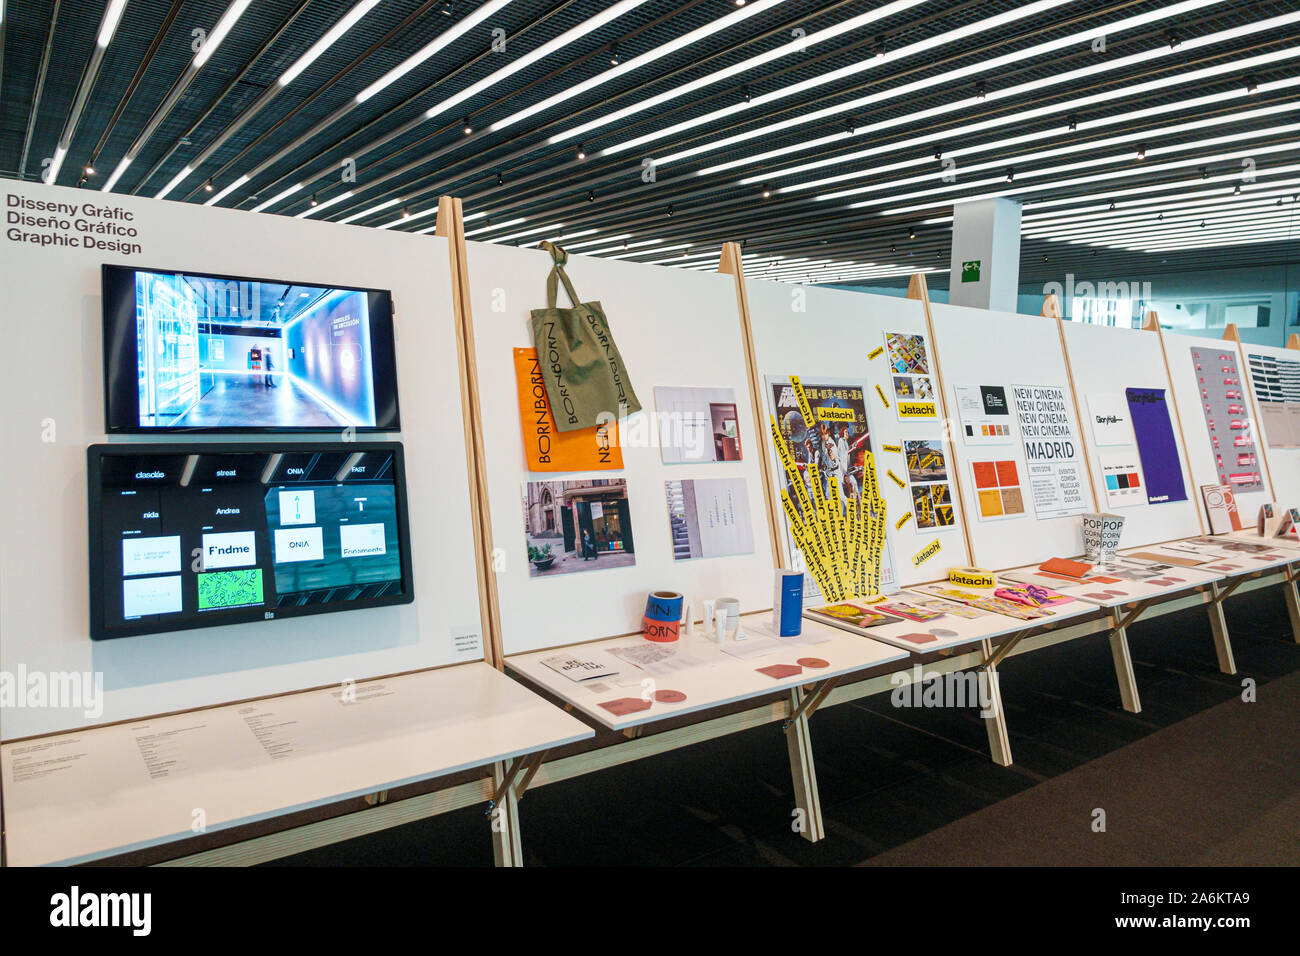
top-left (1025, 195), bottom-right (1300, 236)
top-left (549, 0), bottom-right (929, 144)
top-left (338, 196), bottom-right (402, 224)
top-left (44, 145), bottom-right (68, 184)
top-left (492, 0), bottom-right (786, 132)
top-left (204, 174), bottom-right (248, 206)
top-left (155, 165), bottom-right (194, 200)
top-left (295, 192), bottom-right (353, 218)
top-left (843, 131), bottom-right (1300, 209)
top-left (486, 223), bottom-right (570, 243)
top-left (1046, 211), bottom-right (1300, 244)
top-left (581, 238), bottom-right (661, 255)
top-left (379, 206), bottom-right (437, 229)
top-left (1019, 179), bottom-right (1300, 223)
top-left (424, 0), bottom-right (650, 121)
top-left (279, 0), bottom-right (379, 87)
top-left (710, 15), bottom-right (1296, 177)
top-left (102, 156), bottom-right (132, 192)
top-left (193, 0), bottom-right (252, 69)
top-left (252, 182), bottom-right (304, 212)
top-left (465, 217), bottom-right (528, 237)
top-left (805, 100), bottom-right (1300, 200)
top-left (415, 221), bottom-right (442, 235)
top-left (602, 0), bottom-right (1080, 157)
top-left (357, 0), bottom-right (515, 102)
top-left (564, 233), bottom-right (630, 250)
top-left (1132, 235), bottom-right (1300, 252)
top-left (878, 158), bottom-right (1300, 215)
top-left (542, 229), bottom-right (600, 244)
top-left (604, 243), bottom-right (693, 260)
top-left (98, 0), bottom-right (127, 47)
top-left (1124, 228), bottom-right (1300, 250)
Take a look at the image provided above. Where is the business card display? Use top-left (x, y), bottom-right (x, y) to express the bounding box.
top-left (87, 442), bottom-right (414, 639)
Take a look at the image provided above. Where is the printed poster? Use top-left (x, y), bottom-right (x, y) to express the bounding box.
top-left (970, 458), bottom-right (1026, 521)
top-left (1010, 384), bottom-right (1088, 519)
top-left (904, 439), bottom-right (956, 530)
top-left (1099, 447), bottom-right (1146, 509)
top-left (1245, 351), bottom-right (1300, 448)
top-left (767, 377), bottom-right (896, 597)
top-left (953, 384), bottom-right (1014, 445)
top-left (1085, 393), bottom-right (1135, 446)
top-left (1189, 346), bottom-right (1264, 492)
top-left (663, 477), bottom-right (754, 560)
top-left (883, 331), bottom-right (938, 421)
top-left (1124, 387), bottom-right (1188, 504)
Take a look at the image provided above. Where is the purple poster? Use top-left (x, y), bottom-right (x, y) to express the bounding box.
top-left (1124, 387), bottom-right (1188, 505)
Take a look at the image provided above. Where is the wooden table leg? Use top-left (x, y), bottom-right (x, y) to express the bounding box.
top-left (784, 685), bottom-right (825, 843)
top-left (979, 638), bottom-right (1013, 767)
top-left (1108, 609), bottom-right (1142, 714)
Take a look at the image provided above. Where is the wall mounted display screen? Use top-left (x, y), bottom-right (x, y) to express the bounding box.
top-left (102, 265), bottom-right (400, 433)
top-left (88, 442), bottom-right (414, 639)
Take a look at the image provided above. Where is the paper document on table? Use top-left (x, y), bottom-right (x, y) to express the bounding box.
top-left (718, 634), bottom-right (785, 661)
top-left (606, 643), bottom-right (704, 677)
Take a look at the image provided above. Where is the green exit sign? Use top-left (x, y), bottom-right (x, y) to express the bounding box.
top-left (961, 260), bottom-right (981, 283)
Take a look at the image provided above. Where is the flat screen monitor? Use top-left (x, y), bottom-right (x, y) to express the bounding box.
top-left (87, 442), bottom-right (414, 639)
top-left (102, 265), bottom-right (401, 433)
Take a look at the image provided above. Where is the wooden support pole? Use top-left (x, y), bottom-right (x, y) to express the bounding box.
top-left (436, 196), bottom-right (504, 669)
top-left (1041, 292), bottom-right (1062, 318)
top-left (784, 685), bottom-right (825, 843)
top-left (1107, 609), bottom-right (1143, 713)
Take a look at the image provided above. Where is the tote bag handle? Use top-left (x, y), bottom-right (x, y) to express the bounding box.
top-left (539, 240), bottom-right (582, 309)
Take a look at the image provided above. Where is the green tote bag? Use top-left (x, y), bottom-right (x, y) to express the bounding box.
top-left (530, 241), bottom-right (642, 432)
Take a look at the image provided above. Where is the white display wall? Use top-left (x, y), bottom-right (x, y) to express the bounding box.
top-left (0, 181), bottom-right (484, 738)
top-left (929, 302), bottom-right (1098, 570)
top-left (465, 241), bottom-right (776, 655)
top-left (745, 279), bottom-right (972, 586)
top-left (1060, 321), bottom-right (1203, 546)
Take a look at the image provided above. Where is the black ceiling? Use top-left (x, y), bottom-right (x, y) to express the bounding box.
top-left (4, 0), bottom-right (1299, 288)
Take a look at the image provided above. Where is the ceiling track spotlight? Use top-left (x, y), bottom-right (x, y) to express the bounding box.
top-left (84, 165), bottom-right (96, 176)
top-left (203, 179), bottom-right (214, 192)
top-left (496, 171), bottom-right (504, 186)
top-left (608, 42), bottom-right (619, 66)
top-left (907, 226), bottom-right (916, 239)
top-left (576, 144), bottom-right (586, 160)
top-left (875, 34), bottom-right (886, 58)
top-left (1005, 167), bottom-right (1015, 183)
top-left (1108, 201), bottom-right (1116, 211)
top-left (666, 204), bottom-right (674, 217)
top-left (1067, 114), bottom-right (1078, 131)
top-left (1246, 75), bottom-right (1258, 94)
top-left (933, 146), bottom-right (943, 161)
top-left (461, 117), bottom-right (473, 135)
top-left (975, 80), bottom-right (986, 100)
top-left (587, 190), bottom-right (595, 202)
top-left (1136, 143), bottom-right (1147, 160)
top-left (761, 184), bottom-right (772, 198)
top-left (1166, 30), bottom-right (1180, 49)
top-left (742, 84), bottom-right (750, 104)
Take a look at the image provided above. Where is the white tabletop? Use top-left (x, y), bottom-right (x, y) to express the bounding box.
top-left (822, 587), bottom-right (1104, 654)
top-left (0, 662), bottom-right (592, 866)
top-left (1004, 555), bottom-right (1223, 609)
top-left (506, 614), bottom-right (909, 732)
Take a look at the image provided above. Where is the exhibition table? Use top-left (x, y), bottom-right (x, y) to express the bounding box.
top-left (507, 615), bottom-right (907, 732)
top-left (0, 663), bottom-right (593, 866)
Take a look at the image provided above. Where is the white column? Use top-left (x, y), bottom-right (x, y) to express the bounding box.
top-left (949, 198), bottom-right (1022, 312)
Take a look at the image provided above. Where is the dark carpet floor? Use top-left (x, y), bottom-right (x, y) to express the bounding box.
top-left (269, 587), bottom-right (1300, 866)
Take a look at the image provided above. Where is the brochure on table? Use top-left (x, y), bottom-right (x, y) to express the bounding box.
top-left (467, 241), bottom-right (777, 656)
top-left (744, 280), bottom-right (972, 587)
top-left (928, 303), bottom-right (1094, 570)
top-left (0, 181), bottom-right (485, 739)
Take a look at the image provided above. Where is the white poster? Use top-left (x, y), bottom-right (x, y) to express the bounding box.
top-left (953, 384), bottom-right (1014, 446)
top-left (1086, 393), bottom-right (1135, 446)
top-left (1011, 384), bottom-right (1088, 519)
